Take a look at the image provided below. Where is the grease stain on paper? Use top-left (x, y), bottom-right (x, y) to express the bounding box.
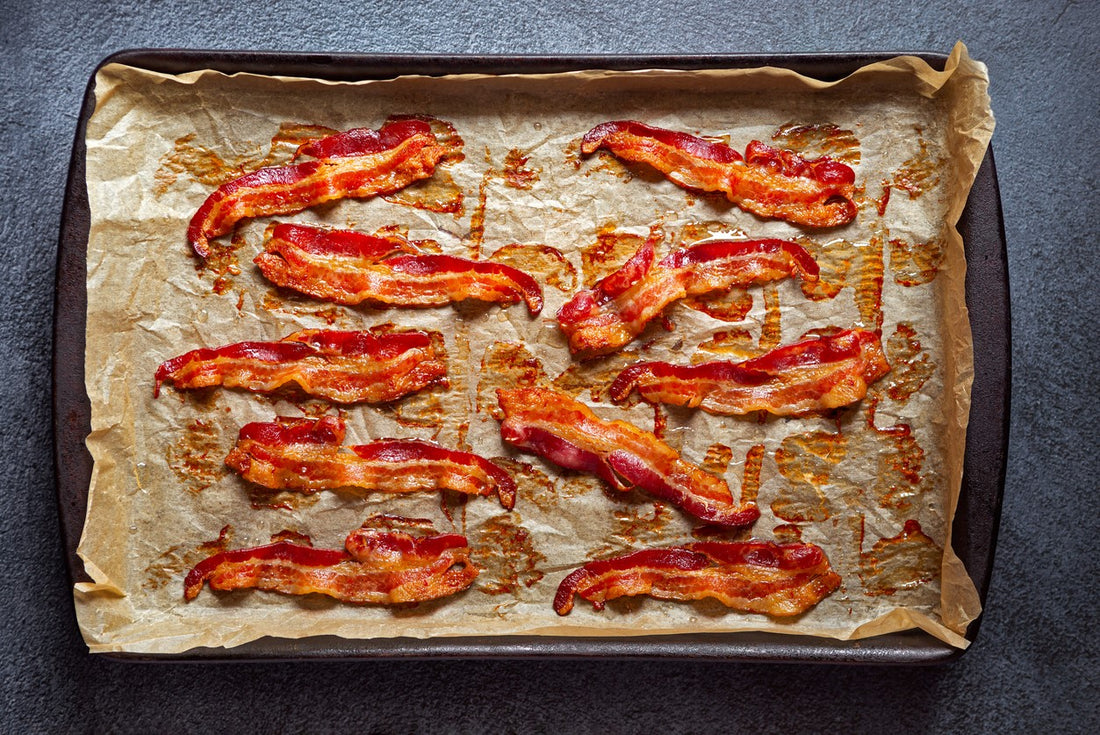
top-left (772, 122), bottom-right (861, 165)
top-left (796, 236), bottom-right (884, 333)
top-left (889, 236), bottom-right (946, 286)
top-left (772, 430), bottom-right (847, 523)
top-left (488, 243), bottom-right (577, 293)
top-left (166, 418), bottom-right (225, 494)
top-left (476, 341), bottom-right (549, 419)
top-left (859, 519), bottom-right (941, 596)
top-left (580, 224), bottom-right (651, 286)
top-left (552, 349), bottom-right (641, 404)
top-left (884, 322), bottom-right (935, 403)
top-left (154, 122), bottom-right (338, 195)
top-left (474, 514), bottom-right (546, 596)
top-left (590, 504), bottom-right (673, 559)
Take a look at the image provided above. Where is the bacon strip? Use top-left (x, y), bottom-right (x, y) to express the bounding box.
top-left (188, 119), bottom-right (448, 258)
top-left (154, 328), bottom-right (446, 404)
top-left (254, 223), bottom-right (543, 314)
top-left (225, 416), bottom-right (516, 509)
top-left (557, 237), bottom-right (818, 358)
top-left (581, 120), bottom-right (857, 228)
top-left (183, 519), bottom-right (478, 603)
top-left (497, 387), bottom-right (758, 528)
top-left (611, 328), bottom-right (890, 416)
top-left (553, 540), bottom-right (841, 616)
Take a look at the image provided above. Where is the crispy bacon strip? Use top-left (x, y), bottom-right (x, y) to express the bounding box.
top-left (188, 119), bottom-right (448, 258)
top-left (254, 223), bottom-right (543, 315)
top-left (225, 416), bottom-right (516, 509)
top-left (557, 237), bottom-right (818, 358)
top-left (581, 120), bottom-right (857, 227)
top-left (153, 328), bottom-right (446, 403)
top-left (611, 328), bottom-right (890, 416)
top-left (553, 540), bottom-right (841, 616)
top-left (497, 387), bottom-right (758, 528)
top-left (183, 519), bottom-right (478, 603)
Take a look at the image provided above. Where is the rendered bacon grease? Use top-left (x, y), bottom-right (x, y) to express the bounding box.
top-left (581, 120), bottom-right (857, 228)
top-left (154, 328), bottom-right (446, 404)
top-left (557, 237), bottom-right (819, 358)
top-left (497, 387), bottom-right (759, 528)
top-left (225, 416), bottom-right (517, 509)
top-left (188, 119), bottom-right (450, 258)
top-left (255, 223), bottom-right (543, 314)
top-left (610, 328), bottom-right (890, 416)
top-left (553, 540), bottom-right (841, 616)
top-left (184, 516), bottom-right (478, 604)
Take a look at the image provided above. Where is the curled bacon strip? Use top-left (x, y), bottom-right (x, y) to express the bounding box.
top-left (254, 223), bottom-right (543, 315)
top-left (225, 416), bottom-right (516, 509)
top-left (188, 119), bottom-right (448, 258)
top-left (183, 518), bottom-right (478, 603)
top-left (581, 120), bottom-right (857, 227)
top-left (553, 540), bottom-right (841, 616)
top-left (497, 387), bottom-right (758, 528)
top-left (611, 328), bottom-right (890, 416)
top-left (154, 328), bottom-right (446, 404)
top-left (557, 237), bottom-right (818, 358)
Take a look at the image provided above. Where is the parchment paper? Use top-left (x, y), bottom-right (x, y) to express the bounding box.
top-left (75, 43), bottom-right (993, 653)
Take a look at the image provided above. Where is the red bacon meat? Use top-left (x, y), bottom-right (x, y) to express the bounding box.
top-left (225, 415), bottom-right (517, 509)
top-left (497, 387), bottom-right (758, 528)
top-left (610, 328), bottom-right (890, 416)
top-left (254, 223), bottom-right (543, 314)
top-left (581, 120), bottom-right (857, 228)
top-left (557, 237), bottom-right (818, 358)
top-left (188, 119), bottom-right (450, 258)
top-left (553, 540), bottom-right (841, 616)
top-left (154, 328), bottom-right (446, 404)
top-left (183, 518), bottom-right (478, 603)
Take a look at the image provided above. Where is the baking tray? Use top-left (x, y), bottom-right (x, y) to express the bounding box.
top-left (53, 50), bottom-right (1009, 663)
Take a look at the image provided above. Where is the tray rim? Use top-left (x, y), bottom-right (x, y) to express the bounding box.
top-left (52, 48), bottom-right (1010, 664)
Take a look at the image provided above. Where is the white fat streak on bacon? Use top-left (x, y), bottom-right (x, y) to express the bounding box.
top-left (612, 329), bottom-right (890, 416)
top-left (554, 542), bottom-right (841, 616)
top-left (189, 126), bottom-right (446, 257)
top-left (254, 231), bottom-right (543, 314)
top-left (497, 387), bottom-right (757, 527)
top-left (186, 529), bottom-right (478, 603)
top-left (225, 419), bottom-right (515, 508)
top-left (155, 329), bottom-right (447, 404)
top-left (580, 121), bottom-right (857, 228)
top-left (558, 240), bottom-right (817, 359)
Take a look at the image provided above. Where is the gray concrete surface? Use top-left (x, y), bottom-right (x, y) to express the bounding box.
top-left (2, 0), bottom-right (1097, 732)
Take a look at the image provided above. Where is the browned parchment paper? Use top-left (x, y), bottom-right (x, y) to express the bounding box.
top-left (75, 43), bottom-right (993, 653)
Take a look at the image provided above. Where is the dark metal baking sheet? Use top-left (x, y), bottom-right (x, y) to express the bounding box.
top-left (53, 50), bottom-right (1009, 664)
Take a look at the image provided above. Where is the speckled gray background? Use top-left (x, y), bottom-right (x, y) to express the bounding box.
top-left (3, 1), bottom-right (1097, 732)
